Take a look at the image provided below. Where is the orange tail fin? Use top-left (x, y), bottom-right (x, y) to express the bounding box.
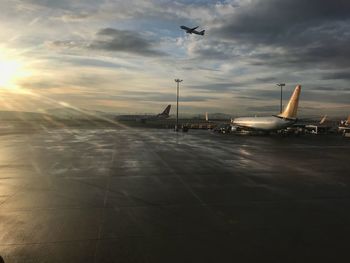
top-left (278, 85), bottom-right (301, 119)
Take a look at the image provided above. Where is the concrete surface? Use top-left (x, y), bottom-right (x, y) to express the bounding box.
top-left (1, 128), bottom-right (350, 262)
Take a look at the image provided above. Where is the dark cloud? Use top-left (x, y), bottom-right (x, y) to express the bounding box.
top-left (16, 0), bottom-right (98, 12)
top-left (218, 0), bottom-right (350, 42)
top-left (234, 95), bottom-right (266, 101)
top-left (235, 89), bottom-right (282, 101)
top-left (302, 91), bottom-right (350, 104)
top-left (307, 86), bottom-right (338, 91)
top-left (180, 66), bottom-right (220, 72)
top-left (116, 91), bottom-right (213, 102)
top-left (246, 105), bottom-right (280, 113)
top-left (322, 71), bottom-right (350, 80)
top-left (90, 28), bottom-right (166, 57)
top-left (256, 41), bottom-right (350, 68)
top-left (307, 86), bottom-right (350, 91)
top-left (187, 83), bottom-right (242, 92)
top-left (193, 0), bottom-right (350, 69)
top-left (255, 77), bottom-right (277, 82)
top-left (18, 0), bottom-right (72, 9)
top-left (236, 88), bottom-right (350, 105)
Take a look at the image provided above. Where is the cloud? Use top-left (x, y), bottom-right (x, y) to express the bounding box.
top-left (1, 0), bottom-right (350, 115)
top-left (45, 28), bottom-right (168, 58)
top-left (114, 90), bottom-right (213, 102)
top-left (45, 40), bottom-right (83, 49)
top-left (187, 83), bottom-right (242, 92)
top-left (59, 12), bottom-right (92, 22)
top-left (89, 28), bottom-right (167, 57)
top-left (189, 0), bottom-right (350, 69)
top-left (216, 0), bottom-right (350, 41)
top-left (235, 87), bottom-right (350, 105)
top-left (246, 105), bottom-right (280, 113)
top-left (307, 86), bottom-right (342, 91)
top-left (255, 77), bottom-right (277, 82)
top-left (322, 71), bottom-right (350, 80)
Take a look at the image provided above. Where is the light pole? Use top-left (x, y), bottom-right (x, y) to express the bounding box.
top-left (276, 83), bottom-right (285, 113)
top-left (175, 79), bottom-right (183, 131)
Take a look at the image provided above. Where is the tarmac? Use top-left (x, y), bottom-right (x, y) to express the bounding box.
top-left (1, 127), bottom-right (350, 262)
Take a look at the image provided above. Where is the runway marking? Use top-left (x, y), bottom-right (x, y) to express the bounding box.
top-left (93, 132), bottom-right (118, 263)
top-left (0, 230), bottom-right (231, 247)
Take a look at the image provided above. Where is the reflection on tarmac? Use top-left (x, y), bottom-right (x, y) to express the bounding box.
top-left (1, 128), bottom-right (350, 262)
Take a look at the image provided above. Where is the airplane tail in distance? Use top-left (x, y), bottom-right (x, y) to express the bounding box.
top-left (278, 85), bottom-right (301, 119)
top-left (347, 115), bottom-right (350, 124)
top-left (320, 114), bottom-right (327, 125)
top-left (199, 30), bottom-right (205, 35)
top-left (161, 104), bottom-right (171, 116)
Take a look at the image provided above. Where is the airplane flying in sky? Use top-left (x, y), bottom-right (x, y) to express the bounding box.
top-left (115, 104), bottom-right (171, 122)
top-left (233, 85), bottom-right (302, 131)
top-left (180, 26), bottom-right (205, 35)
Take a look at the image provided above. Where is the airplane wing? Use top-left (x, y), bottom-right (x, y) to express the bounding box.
top-left (181, 26), bottom-right (205, 35)
top-left (193, 29), bottom-right (205, 35)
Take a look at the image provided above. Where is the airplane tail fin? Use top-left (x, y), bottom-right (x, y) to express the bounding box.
top-left (205, 112), bottom-right (208, 122)
top-left (199, 30), bottom-right (205, 35)
top-left (161, 105), bottom-right (171, 116)
top-left (278, 85), bottom-right (301, 119)
top-left (320, 114), bottom-right (327, 124)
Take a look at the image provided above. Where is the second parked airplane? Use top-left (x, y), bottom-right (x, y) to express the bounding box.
top-left (115, 104), bottom-right (171, 122)
top-left (233, 85), bottom-right (301, 131)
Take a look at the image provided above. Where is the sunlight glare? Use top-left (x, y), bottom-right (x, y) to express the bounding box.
top-left (0, 53), bottom-right (30, 90)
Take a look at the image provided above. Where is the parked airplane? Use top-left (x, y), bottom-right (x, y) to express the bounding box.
top-left (303, 114), bottom-right (337, 135)
top-left (339, 115), bottom-right (350, 126)
top-left (115, 105), bottom-right (171, 122)
top-left (233, 85), bottom-right (301, 131)
top-left (180, 26), bottom-right (205, 35)
top-left (339, 115), bottom-right (350, 132)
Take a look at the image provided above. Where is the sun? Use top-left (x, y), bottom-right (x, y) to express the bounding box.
top-left (0, 58), bottom-right (21, 89)
top-left (0, 54), bottom-right (30, 90)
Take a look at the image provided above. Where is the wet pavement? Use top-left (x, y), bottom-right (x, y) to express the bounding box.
top-left (1, 128), bottom-right (350, 262)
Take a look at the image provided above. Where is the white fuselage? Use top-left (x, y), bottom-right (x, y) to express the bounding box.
top-left (233, 116), bottom-right (295, 131)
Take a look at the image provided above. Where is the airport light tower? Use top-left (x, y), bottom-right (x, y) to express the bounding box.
top-left (175, 79), bottom-right (183, 131)
top-left (276, 83), bottom-right (285, 113)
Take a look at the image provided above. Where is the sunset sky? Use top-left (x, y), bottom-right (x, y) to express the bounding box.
top-left (0, 0), bottom-right (349, 116)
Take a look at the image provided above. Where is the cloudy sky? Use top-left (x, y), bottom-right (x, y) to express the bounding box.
top-left (0, 0), bottom-right (349, 116)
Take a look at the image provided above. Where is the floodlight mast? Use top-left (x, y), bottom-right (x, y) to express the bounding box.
top-left (175, 79), bottom-right (183, 131)
top-left (276, 83), bottom-right (286, 113)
